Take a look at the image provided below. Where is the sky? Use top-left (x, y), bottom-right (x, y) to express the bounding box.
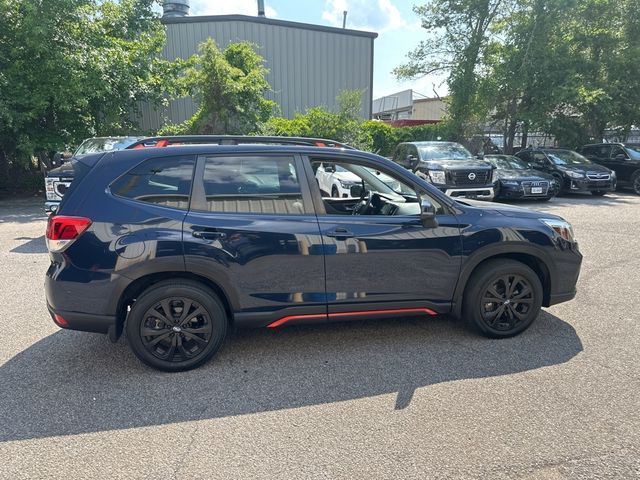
top-left (186, 0), bottom-right (448, 100)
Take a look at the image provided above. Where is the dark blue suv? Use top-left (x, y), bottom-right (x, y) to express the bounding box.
top-left (45, 136), bottom-right (582, 371)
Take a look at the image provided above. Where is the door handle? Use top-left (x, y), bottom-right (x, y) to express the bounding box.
top-left (192, 230), bottom-right (226, 240)
top-left (326, 228), bottom-right (355, 240)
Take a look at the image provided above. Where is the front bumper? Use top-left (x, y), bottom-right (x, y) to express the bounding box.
top-left (442, 186), bottom-right (495, 200)
top-left (566, 178), bottom-right (615, 192)
top-left (45, 201), bottom-right (61, 214)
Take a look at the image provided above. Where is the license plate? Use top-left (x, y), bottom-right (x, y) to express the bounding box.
top-left (531, 187), bottom-right (543, 194)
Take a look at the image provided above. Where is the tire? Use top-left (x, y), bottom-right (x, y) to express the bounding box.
top-left (552, 174), bottom-right (564, 194)
top-left (126, 280), bottom-right (228, 372)
top-left (331, 186), bottom-right (340, 198)
top-left (462, 259), bottom-right (543, 338)
top-left (591, 190), bottom-right (607, 196)
top-left (632, 171), bottom-right (640, 195)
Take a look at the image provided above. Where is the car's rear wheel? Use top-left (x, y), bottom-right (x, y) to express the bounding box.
top-left (126, 280), bottom-right (228, 372)
top-left (463, 259), bottom-right (543, 338)
top-left (591, 190), bottom-right (607, 196)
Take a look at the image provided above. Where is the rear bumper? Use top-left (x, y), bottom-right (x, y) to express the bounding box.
top-left (47, 303), bottom-right (116, 335)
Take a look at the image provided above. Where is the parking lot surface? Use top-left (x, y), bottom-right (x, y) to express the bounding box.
top-left (0, 194), bottom-right (639, 479)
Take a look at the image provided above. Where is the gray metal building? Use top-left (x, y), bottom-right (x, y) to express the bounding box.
top-left (138, 12), bottom-right (377, 131)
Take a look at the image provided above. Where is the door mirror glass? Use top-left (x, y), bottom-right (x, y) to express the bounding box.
top-left (420, 198), bottom-right (438, 228)
top-left (324, 163), bottom-right (336, 173)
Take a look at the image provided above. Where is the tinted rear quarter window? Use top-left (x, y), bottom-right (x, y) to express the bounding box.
top-left (198, 156), bottom-right (305, 215)
top-left (110, 156), bottom-right (195, 210)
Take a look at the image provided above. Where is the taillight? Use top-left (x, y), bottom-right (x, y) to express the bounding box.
top-left (46, 215), bottom-right (92, 252)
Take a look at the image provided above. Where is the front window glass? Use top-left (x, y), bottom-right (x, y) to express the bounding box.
top-left (544, 150), bottom-right (591, 165)
top-left (418, 144), bottom-right (473, 161)
top-left (624, 145), bottom-right (640, 157)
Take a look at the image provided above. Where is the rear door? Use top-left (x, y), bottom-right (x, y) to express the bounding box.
top-left (183, 153), bottom-right (327, 327)
top-left (608, 145), bottom-right (633, 182)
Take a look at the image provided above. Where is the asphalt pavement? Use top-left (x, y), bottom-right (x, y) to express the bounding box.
top-left (0, 193), bottom-right (638, 479)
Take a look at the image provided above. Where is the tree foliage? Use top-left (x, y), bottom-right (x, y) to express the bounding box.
top-left (161, 40), bottom-right (276, 135)
top-left (0, 0), bottom-right (179, 171)
top-left (394, 0), bottom-right (507, 139)
top-left (398, 0), bottom-right (640, 150)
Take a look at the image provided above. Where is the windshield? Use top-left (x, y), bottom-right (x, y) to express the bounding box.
top-left (74, 138), bottom-right (137, 156)
top-left (485, 155), bottom-right (530, 170)
top-left (544, 150), bottom-right (591, 165)
top-left (625, 145), bottom-right (640, 157)
top-left (417, 144), bottom-right (473, 161)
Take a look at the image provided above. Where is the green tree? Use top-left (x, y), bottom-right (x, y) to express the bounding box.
top-left (0, 0), bottom-right (178, 174)
top-left (165, 40), bottom-right (276, 135)
top-left (394, 0), bottom-right (507, 139)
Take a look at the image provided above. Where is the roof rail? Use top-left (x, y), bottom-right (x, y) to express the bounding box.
top-left (126, 135), bottom-right (355, 150)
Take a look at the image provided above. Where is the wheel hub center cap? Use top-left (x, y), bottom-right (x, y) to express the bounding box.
top-left (172, 326), bottom-right (182, 332)
top-left (504, 300), bottom-right (511, 305)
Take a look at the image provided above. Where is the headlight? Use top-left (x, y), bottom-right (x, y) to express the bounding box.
top-left (541, 218), bottom-right (575, 242)
top-left (491, 169), bottom-right (498, 182)
top-left (501, 180), bottom-right (520, 186)
top-left (564, 170), bottom-right (584, 179)
top-left (339, 180), bottom-right (358, 188)
top-left (428, 170), bottom-right (446, 184)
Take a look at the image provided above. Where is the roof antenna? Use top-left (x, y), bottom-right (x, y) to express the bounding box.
top-left (342, 11), bottom-right (347, 28)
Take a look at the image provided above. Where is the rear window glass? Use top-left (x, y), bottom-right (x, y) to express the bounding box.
top-left (198, 156), bottom-right (305, 214)
top-left (110, 156), bottom-right (195, 210)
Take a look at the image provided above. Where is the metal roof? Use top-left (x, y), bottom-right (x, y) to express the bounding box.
top-left (161, 14), bottom-right (378, 39)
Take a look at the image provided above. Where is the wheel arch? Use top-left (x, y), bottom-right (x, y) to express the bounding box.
top-left (453, 246), bottom-right (554, 318)
top-left (112, 271), bottom-right (236, 342)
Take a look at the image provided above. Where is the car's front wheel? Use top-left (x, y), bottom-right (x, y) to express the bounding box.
top-left (126, 280), bottom-right (228, 372)
top-left (632, 171), bottom-right (640, 195)
top-left (463, 259), bottom-right (543, 338)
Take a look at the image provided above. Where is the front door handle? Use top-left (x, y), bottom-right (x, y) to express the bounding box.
top-left (326, 228), bottom-right (355, 240)
top-left (192, 230), bottom-right (226, 240)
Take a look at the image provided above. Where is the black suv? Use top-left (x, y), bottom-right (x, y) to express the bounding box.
top-left (515, 148), bottom-right (616, 196)
top-left (45, 136), bottom-right (582, 371)
top-left (579, 143), bottom-right (640, 195)
top-left (392, 142), bottom-right (496, 200)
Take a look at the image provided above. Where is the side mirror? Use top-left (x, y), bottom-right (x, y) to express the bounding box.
top-left (350, 184), bottom-right (365, 198)
top-left (615, 153), bottom-right (627, 160)
top-left (420, 198), bottom-right (438, 228)
top-left (406, 154), bottom-right (419, 170)
top-left (324, 164), bottom-right (336, 173)
top-left (62, 151), bottom-right (73, 160)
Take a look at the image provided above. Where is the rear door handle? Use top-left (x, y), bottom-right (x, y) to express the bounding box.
top-left (192, 230), bottom-right (226, 240)
top-left (326, 228), bottom-right (355, 240)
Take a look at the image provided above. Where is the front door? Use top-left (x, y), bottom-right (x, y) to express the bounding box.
top-left (183, 153), bottom-right (327, 327)
top-left (305, 155), bottom-right (462, 317)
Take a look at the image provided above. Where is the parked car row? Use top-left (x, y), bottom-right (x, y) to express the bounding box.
top-left (388, 141), bottom-right (638, 202)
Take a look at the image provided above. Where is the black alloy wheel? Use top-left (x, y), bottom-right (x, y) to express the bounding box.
top-left (463, 259), bottom-right (542, 338)
top-left (140, 298), bottom-right (212, 362)
top-left (126, 280), bottom-right (227, 371)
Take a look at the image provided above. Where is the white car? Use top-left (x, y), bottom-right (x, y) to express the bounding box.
top-left (315, 163), bottom-right (403, 198)
top-left (315, 162), bottom-right (362, 197)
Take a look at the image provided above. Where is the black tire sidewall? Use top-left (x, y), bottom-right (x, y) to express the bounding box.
top-left (463, 261), bottom-right (543, 338)
top-left (126, 282), bottom-right (228, 372)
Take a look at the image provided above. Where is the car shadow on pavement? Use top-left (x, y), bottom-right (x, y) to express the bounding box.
top-left (0, 312), bottom-right (582, 442)
top-left (10, 236), bottom-right (47, 254)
